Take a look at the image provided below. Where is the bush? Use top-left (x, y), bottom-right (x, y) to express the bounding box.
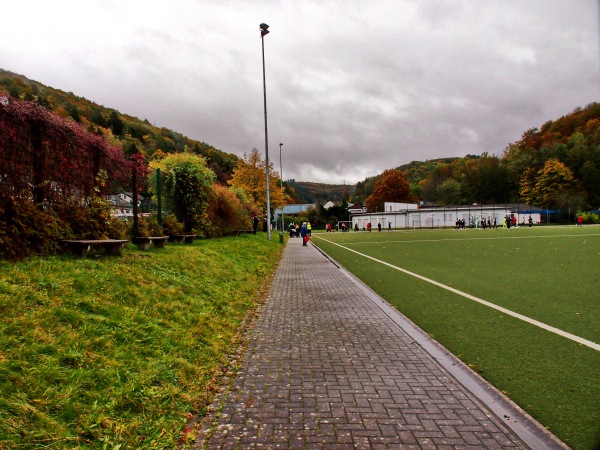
top-left (205, 185), bottom-right (250, 237)
top-left (582, 212), bottom-right (599, 224)
top-left (60, 198), bottom-right (116, 240)
top-left (0, 196), bottom-right (63, 260)
top-left (106, 217), bottom-right (129, 239)
top-left (161, 214), bottom-right (184, 236)
top-left (133, 215), bottom-right (163, 237)
top-left (148, 154), bottom-right (215, 234)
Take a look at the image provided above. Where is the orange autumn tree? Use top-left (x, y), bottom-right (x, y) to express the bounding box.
top-left (227, 148), bottom-right (284, 215)
top-left (365, 169), bottom-right (417, 212)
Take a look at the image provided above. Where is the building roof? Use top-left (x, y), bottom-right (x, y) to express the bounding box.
top-left (108, 194), bottom-right (132, 209)
top-left (348, 201), bottom-right (364, 211)
top-left (274, 204), bottom-right (315, 215)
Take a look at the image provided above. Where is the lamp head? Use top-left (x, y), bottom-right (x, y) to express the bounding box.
top-left (260, 23), bottom-right (270, 37)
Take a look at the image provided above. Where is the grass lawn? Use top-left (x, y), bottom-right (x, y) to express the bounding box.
top-left (313, 225), bottom-right (600, 450)
top-left (0, 234), bottom-right (284, 449)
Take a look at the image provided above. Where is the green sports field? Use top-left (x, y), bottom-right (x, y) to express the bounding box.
top-left (312, 225), bottom-right (600, 450)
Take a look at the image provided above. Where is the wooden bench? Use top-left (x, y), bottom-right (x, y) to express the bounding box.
top-left (132, 236), bottom-right (169, 250)
top-left (62, 239), bottom-right (129, 257)
top-left (169, 234), bottom-right (197, 244)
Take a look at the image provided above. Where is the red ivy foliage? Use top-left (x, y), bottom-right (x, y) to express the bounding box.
top-left (0, 93), bottom-right (132, 206)
top-left (0, 93), bottom-right (145, 257)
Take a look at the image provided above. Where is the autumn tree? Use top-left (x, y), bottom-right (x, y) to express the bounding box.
top-left (461, 154), bottom-right (509, 204)
top-left (227, 148), bottom-right (284, 216)
top-left (437, 178), bottom-right (463, 205)
top-left (365, 169), bottom-right (416, 212)
top-left (518, 167), bottom-right (537, 206)
top-left (520, 159), bottom-right (579, 208)
top-left (204, 184), bottom-right (250, 237)
top-left (534, 159), bottom-right (577, 208)
top-left (148, 153), bottom-right (215, 233)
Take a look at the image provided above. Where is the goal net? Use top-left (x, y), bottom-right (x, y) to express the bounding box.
top-left (412, 218), bottom-right (442, 229)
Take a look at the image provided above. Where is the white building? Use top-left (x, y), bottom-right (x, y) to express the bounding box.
top-left (350, 203), bottom-right (543, 230)
top-left (108, 193), bottom-right (134, 218)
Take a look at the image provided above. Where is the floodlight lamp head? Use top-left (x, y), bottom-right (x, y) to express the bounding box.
top-left (260, 23), bottom-right (270, 36)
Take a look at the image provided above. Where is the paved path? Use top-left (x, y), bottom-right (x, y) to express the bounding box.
top-left (198, 238), bottom-right (566, 449)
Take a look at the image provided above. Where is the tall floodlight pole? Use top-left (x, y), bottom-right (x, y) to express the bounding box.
top-left (260, 22), bottom-right (271, 240)
top-left (279, 142), bottom-right (284, 233)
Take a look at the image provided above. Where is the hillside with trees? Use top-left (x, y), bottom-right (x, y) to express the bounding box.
top-left (0, 69), bottom-right (238, 184)
top-left (354, 104), bottom-right (600, 213)
top-left (286, 180), bottom-right (351, 205)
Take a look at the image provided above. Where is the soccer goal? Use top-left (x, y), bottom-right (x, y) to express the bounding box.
top-left (412, 218), bottom-right (442, 229)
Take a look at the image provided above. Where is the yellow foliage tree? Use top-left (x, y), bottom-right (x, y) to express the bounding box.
top-left (520, 159), bottom-right (577, 208)
top-left (227, 148), bottom-right (284, 215)
top-left (535, 159), bottom-right (576, 207)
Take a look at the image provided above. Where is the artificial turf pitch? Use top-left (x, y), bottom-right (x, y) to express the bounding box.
top-left (312, 225), bottom-right (600, 450)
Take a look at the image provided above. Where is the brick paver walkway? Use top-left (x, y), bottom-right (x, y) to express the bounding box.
top-left (198, 238), bottom-right (566, 449)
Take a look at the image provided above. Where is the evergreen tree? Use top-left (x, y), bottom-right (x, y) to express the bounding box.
top-left (108, 110), bottom-right (124, 136)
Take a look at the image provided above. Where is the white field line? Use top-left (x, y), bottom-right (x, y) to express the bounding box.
top-left (339, 233), bottom-right (600, 246)
top-left (314, 236), bottom-right (600, 352)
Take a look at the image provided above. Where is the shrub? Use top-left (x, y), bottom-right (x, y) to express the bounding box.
top-left (582, 212), bottom-right (599, 224)
top-left (60, 198), bottom-right (116, 240)
top-left (133, 215), bottom-right (163, 237)
top-left (0, 196), bottom-right (63, 260)
top-left (161, 214), bottom-right (184, 236)
top-left (106, 217), bottom-right (129, 239)
top-left (148, 153), bottom-right (215, 234)
top-left (205, 185), bottom-right (250, 237)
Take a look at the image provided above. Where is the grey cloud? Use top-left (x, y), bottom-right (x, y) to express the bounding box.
top-left (1, 0), bottom-right (596, 184)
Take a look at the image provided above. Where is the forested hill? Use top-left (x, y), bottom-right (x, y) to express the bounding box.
top-left (286, 181), bottom-right (351, 204)
top-left (0, 69), bottom-right (238, 184)
top-left (355, 103), bottom-right (600, 209)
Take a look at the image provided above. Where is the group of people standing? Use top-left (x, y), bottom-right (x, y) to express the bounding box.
top-left (289, 222), bottom-right (311, 245)
top-left (352, 222), bottom-right (393, 232)
top-left (454, 215), bottom-right (535, 230)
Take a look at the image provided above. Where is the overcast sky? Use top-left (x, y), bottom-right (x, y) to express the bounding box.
top-left (1, 1), bottom-right (598, 184)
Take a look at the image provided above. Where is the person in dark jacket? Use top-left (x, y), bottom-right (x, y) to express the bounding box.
top-left (300, 222), bottom-right (308, 246)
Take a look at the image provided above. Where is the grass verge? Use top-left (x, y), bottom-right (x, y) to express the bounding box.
top-left (0, 234), bottom-right (284, 449)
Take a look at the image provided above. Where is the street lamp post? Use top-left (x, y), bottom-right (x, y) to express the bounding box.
top-left (279, 143), bottom-right (284, 238)
top-left (260, 22), bottom-right (271, 240)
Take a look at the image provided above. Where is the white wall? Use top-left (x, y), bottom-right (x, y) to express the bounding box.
top-left (351, 206), bottom-right (542, 229)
